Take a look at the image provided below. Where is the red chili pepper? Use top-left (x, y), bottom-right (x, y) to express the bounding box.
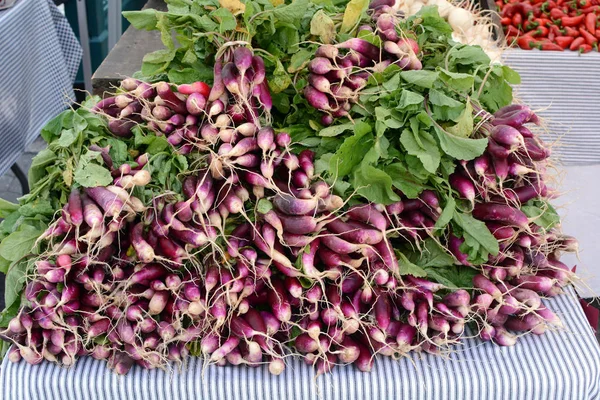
top-left (550, 24), bottom-right (563, 36)
top-left (564, 26), bottom-right (581, 36)
top-left (506, 25), bottom-right (522, 36)
top-left (535, 17), bottom-right (552, 26)
top-left (585, 12), bottom-right (597, 31)
top-left (555, 35), bottom-right (576, 47)
top-left (540, 41), bottom-right (564, 49)
top-left (579, 27), bottom-right (599, 44)
top-left (596, 29), bottom-right (600, 39)
top-left (513, 13), bottom-right (524, 26)
top-left (550, 8), bottom-right (565, 18)
top-left (532, 0), bottom-right (546, 4)
top-left (561, 14), bottom-right (586, 25)
top-left (533, 26), bottom-right (550, 36)
top-left (523, 20), bottom-right (539, 30)
top-left (579, 43), bottom-right (593, 51)
top-left (501, 16), bottom-right (513, 25)
top-left (506, 34), bottom-right (518, 45)
top-left (518, 36), bottom-right (536, 49)
top-left (569, 36), bottom-right (587, 48)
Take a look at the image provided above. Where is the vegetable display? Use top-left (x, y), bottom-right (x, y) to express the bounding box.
top-left (0, 0), bottom-right (578, 376)
top-left (500, 0), bottom-right (600, 51)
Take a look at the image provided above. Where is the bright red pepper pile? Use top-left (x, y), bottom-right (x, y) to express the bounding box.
top-left (498, 0), bottom-right (600, 52)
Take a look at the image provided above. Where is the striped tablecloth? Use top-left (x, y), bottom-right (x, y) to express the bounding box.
top-left (2, 286), bottom-right (600, 400)
top-left (0, 0), bottom-right (81, 176)
top-left (503, 50), bottom-right (600, 166)
top-left (502, 50), bottom-right (600, 296)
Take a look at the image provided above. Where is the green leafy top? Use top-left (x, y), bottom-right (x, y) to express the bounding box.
top-left (0, 98), bottom-right (189, 324)
top-left (292, 8), bottom-right (517, 209)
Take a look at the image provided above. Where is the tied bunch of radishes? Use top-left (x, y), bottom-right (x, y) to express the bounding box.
top-left (0, 248), bottom-right (211, 373)
top-left (91, 145), bottom-right (152, 189)
top-left (92, 46), bottom-right (272, 157)
top-left (304, 7), bottom-right (422, 124)
top-left (187, 195), bottom-right (474, 374)
top-left (41, 185), bottom-right (146, 257)
top-left (365, 1), bottom-right (421, 69)
top-left (384, 190), bottom-right (443, 243)
top-left (447, 103), bottom-right (577, 344)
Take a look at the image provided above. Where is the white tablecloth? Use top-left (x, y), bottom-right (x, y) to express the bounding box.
top-left (2, 287), bottom-right (600, 400)
top-left (0, 0), bottom-right (81, 176)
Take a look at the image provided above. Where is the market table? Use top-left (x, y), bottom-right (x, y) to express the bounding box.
top-left (503, 50), bottom-right (600, 298)
top-left (2, 287), bottom-right (600, 400)
top-left (0, 0), bottom-right (81, 178)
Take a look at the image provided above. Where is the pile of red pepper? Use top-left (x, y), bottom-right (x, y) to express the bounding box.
top-left (498, 0), bottom-right (600, 52)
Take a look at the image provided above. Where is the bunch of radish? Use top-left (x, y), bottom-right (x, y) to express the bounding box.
top-left (93, 47), bottom-right (272, 156)
top-left (1, 32), bottom-right (580, 375)
top-left (304, 9), bottom-right (423, 123)
top-left (41, 184), bottom-right (146, 254)
top-left (372, 0), bottom-right (501, 61)
top-left (89, 145), bottom-right (152, 189)
top-left (441, 103), bottom-right (576, 344)
top-left (0, 248), bottom-right (209, 373)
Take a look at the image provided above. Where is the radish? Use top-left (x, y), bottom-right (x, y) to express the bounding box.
top-left (347, 204), bottom-right (387, 230)
top-left (304, 86), bottom-right (333, 111)
top-left (85, 187), bottom-right (125, 218)
top-left (156, 82), bottom-right (187, 114)
top-left (337, 39), bottom-right (380, 60)
top-left (473, 203), bottom-right (529, 228)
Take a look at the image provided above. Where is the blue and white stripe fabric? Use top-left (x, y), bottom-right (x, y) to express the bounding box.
top-left (0, 0), bottom-right (81, 176)
top-left (2, 286), bottom-right (600, 400)
top-left (503, 50), bottom-right (600, 166)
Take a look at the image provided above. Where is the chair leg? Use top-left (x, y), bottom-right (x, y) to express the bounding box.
top-left (10, 164), bottom-right (29, 195)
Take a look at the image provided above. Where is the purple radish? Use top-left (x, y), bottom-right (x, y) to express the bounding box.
top-left (448, 234), bottom-right (471, 266)
top-left (336, 38), bottom-right (380, 60)
top-left (472, 203), bottom-right (529, 228)
top-left (156, 82), bottom-right (187, 114)
top-left (186, 93), bottom-right (206, 115)
top-left (251, 56), bottom-right (266, 85)
top-left (304, 85), bottom-right (333, 111)
top-left (450, 174), bottom-right (476, 203)
top-left (347, 204), bottom-right (387, 230)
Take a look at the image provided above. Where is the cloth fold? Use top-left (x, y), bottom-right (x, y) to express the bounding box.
top-left (0, 0), bottom-right (81, 176)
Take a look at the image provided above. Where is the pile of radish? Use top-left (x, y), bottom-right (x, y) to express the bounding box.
top-left (0, 0), bottom-right (579, 376)
top-left (372, 0), bottom-right (501, 60)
